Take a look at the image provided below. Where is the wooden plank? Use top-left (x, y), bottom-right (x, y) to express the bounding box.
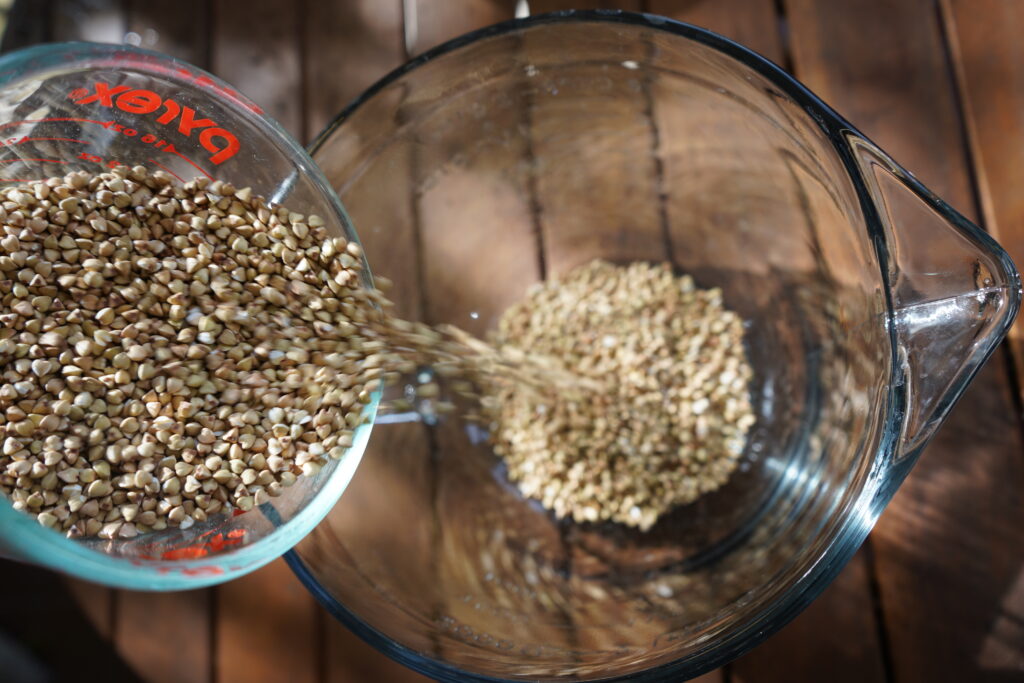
top-left (648, 0), bottom-right (783, 64)
top-left (461, 3), bottom-right (726, 673)
top-left (409, 3), bottom-right (765, 677)
top-left (211, 0), bottom-right (303, 140)
top-left (312, 421), bottom-right (437, 683)
top-left (304, 2), bottom-right (437, 681)
top-left (216, 559), bottom-right (318, 683)
top-left (125, 0), bottom-right (210, 65)
top-left (785, 1), bottom-right (1024, 681)
top-left (415, 98), bottom-right (578, 669)
top-left (653, 8), bottom-right (872, 681)
top-left (117, 589), bottom-right (212, 683)
top-left (283, 137), bottom-right (438, 673)
top-left (644, 4), bottom-right (886, 682)
top-left (407, 0), bottom-right (515, 56)
top-left (517, 5), bottom-right (673, 666)
top-left (942, 0), bottom-right (1024, 409)
top-left (0, 560), bottom-right (140, 681)
top-left (52, 0), bottom-right (124, 45)
top-left (732, 550), bottom-right (886, 683)
top-left (785, 0), bottom-right (972, 206)
top-left (324, 614), bottom-right (433, 683)
top-left (0, 0), bottom-right (50, 52)
top-left (304, 0), bottom-right (406, 141)
top-left (526, 17), bottom-right (662, 276)
top-left (866, 361), bottom-right (1024, 681)
top-left (408, 3), bottom-right (573, 676)
top-left (65, 578), bottom-right (115, 638)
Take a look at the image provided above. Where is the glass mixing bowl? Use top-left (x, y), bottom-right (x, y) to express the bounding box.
top-left (0, 42), bottom-right (375, 590)
top-left (287, 10), bottom-right (1019, 681)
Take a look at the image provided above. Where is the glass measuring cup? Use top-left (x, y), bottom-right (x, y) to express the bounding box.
top-left (288, 11), bottom-right (1021, 682)
top-left (0, 42), bottom-right (375, 589)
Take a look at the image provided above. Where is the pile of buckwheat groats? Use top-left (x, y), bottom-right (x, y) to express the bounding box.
top-left (0, 167), bottom-right (416, 539)
top-left (0, 166), bottom-right (755, 540)
top-left (484, 260), bottom-right (756, 530)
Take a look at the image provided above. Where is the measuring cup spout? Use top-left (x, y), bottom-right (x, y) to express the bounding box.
top-left (847, 135), bottom-right (1021, 459)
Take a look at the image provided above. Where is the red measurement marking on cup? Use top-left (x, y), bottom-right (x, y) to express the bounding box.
top-left (161, 546), bottom-right (208, 561)
top-left (0, 136), bottom-right (86, 146)
top-left (0, 117), bottom-right (113, 130)
top-left (208, 529), bottom-right (246, 552)
top-left (0, 116), bottom-right (216, 181)
top-left (133, 518), bottom-right (248, 563)
top-left (0, 160), bottom-right (70, 169)
top-left (159, 530), bottom-right (246, 561)
top-left (77, 151), bottom-right (126, 170)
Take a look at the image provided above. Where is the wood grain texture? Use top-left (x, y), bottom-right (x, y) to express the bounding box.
top-left (407, 0), bottom-right (515, 56)
top-left (408, 2), bottom-right (577, 671)
top-left (52, 0), bottom-right (125, 45)
top-left (785, 1), bottom-right (1024, 681)
top-left (211, 0), bottom-right (303, 139)
top-left (526, 0), bottom-right (681, 666)
top-left (314, 425), bottom-right (436, 683)
top-left (0, 561), bottom-right (140, 682)
top-left (648, 0), bottom-right (783, 63)
top-left (289, 132), bottom-right (439, 674)
top-left (216, 559), bottom-right (319, 683)
top-left (323, 614), bottom-right (432, 683)
top-left (732, 549), bottom-right (886, 683)
top-left (304, 2), bottom-right (436, 681)
top-left (0, 0), bottom-right (50, 51)
top-left (304, 0), bottom-right (406, 141)
top-left (643, 4), bottom-right (886, 682)
top-left (525, 24), bottom-right (663, 275)
top-left (785, 0), bottom-right (971, 208)
top-left (116, 589), bottom-right (212, 683)
top-left (413, 83), bottom-right (577, 668)
top-left (64, 576), bottom-right (116, 638)
top-left (942, 0), bottom-right (1024, 408)
top-left (126, 0), bottom-right (210, 64)
top-left (870, 361), bottom-right (1024, 680)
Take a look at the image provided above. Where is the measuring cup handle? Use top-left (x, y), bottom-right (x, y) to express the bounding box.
top-left (846, 134), bottom-right (1021, 462)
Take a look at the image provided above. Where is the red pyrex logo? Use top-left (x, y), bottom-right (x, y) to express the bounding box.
top-left (69, 81), bottom-right (240, 165)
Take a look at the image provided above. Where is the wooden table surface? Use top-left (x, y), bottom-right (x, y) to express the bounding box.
top-left (1, 0), bottom-right (1023, 681)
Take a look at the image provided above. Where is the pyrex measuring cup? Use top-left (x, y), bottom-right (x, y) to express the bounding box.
top-left (0, 42), bottom-right (374, 589)
top-left (287, 11), bottom-right (1021, 682)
